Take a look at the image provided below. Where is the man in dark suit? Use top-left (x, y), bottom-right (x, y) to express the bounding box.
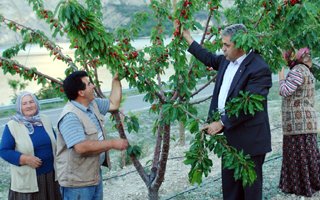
top-left (182, 24), bottom-right (272, 200)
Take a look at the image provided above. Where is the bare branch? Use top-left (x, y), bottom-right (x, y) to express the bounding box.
top-left (180, 106), bottom-right (205, 124)
top-left (157, 72), bottom-right (166, 99)
top-left (190, 95), bottom-right (212, 105)
top-left (200, 12), bottom-right (213, 45)
top-left (190, 75), bottom-right (216, 98)
top-left (170, 90), bottom-right (179, 101)
top-left (92, 63), bottom-right (105, 98)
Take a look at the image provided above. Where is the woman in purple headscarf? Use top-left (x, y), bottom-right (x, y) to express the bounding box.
top-left (0, 91), bottom-right (61, 200)
top-left (278, 48), bottom-right (320, 197)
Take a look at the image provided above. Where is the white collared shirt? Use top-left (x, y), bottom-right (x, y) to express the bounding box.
top-left (218, 54), bottom-right (247, 113)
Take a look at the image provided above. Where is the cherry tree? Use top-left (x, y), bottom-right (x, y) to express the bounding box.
top-left (0, 0), bottom-right (319, 199)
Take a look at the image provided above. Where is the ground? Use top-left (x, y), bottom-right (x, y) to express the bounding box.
top-left (1, 87), bottom-right (320, 200)
top-left (100, 98), bottom-right (320, 200)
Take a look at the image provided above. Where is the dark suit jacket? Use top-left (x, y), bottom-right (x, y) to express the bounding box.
top-left (188, 41), bottom-right (272, 156)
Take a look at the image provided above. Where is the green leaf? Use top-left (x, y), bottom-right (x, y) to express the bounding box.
top-left (248, 102), bottom-right (254, 115)
top-left (183, 158), bottom-right (196, 165)
top-left (126, 145), bottom-right (141, 158)
top-left (191, 169), bottom-right (203, 185)
top-left (250, 94), bottom-right (265, 101)
top-left (188, 119), bottom-right (199, 133)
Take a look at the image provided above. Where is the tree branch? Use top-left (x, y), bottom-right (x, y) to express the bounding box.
top-left (2, 17), bottom-right (77, 71)
top-left (190, 95), bottom-right (212, 105)
top-left (152, 123), bottom-right (170, 189)
top-left (0, 56), bottom-right (62, 85)
top-left (157, 72), bottom-right (165, 99)
top-left (190, 75), bottom-right (215, 98)
top-left (152, 124), bottom-right (163, 169)
top-left (200, 12), bottom-right (213, 45)
top-left (145, 79), bottom-right (166, 104)
top-left (112, 111), bottom-right (149, 185)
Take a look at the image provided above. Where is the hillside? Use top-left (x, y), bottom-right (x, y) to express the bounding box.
top-left (0, 0), bottom-right (234, 47)
top-left (0, 0), bottom-right (144, 47)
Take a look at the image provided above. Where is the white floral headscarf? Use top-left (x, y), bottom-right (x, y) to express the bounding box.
top-left (11, 91), bottom-right (43, 134)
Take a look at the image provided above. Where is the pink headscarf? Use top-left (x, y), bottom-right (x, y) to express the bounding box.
top-left (295, 47), bottom-right (310, 62)
top-left (283, 47), bottom-right (310, 68)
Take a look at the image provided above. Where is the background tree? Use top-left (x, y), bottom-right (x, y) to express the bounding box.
top-left (0, 0), bottom-right (319, 199)
top-left (7, 79), bottom-right (28, 103)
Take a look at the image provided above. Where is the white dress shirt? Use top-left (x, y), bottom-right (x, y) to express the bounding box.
top-left (218, 54), bottom-right (247, 113)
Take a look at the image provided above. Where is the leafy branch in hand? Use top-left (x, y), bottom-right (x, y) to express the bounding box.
top-left (184, 91), bottom-right (265, 186)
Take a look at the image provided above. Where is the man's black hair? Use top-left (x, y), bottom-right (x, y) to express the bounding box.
top-left (63, 71), bottom-right (88, 100)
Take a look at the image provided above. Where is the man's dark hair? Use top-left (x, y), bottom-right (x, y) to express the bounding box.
top-left (63, 71), bottom-right (88, 100)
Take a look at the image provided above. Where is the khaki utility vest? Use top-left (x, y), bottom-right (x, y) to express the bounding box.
top-left (56, 101), bottom-right (110, 187)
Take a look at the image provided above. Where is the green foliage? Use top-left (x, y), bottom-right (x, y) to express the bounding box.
top-left (124, 114), bottom-right (140, 133)
top-left (184, 131), bottom-right (212, 185)
top-left (7, 79), bottom-right (28, 103)
top-left (8, 79), bottom-right (28, 93)
top-left (185, 91), bottom-right (265, 186)
top-left (85, 0), bottom-right (103, 19)
top-left (224, 0), bottom-right (320, 76)
top-left (36, 84), bottom-right (64, 100)
top-left (225, 91), bottom-right (265, 118)
top-left (127, 145), bottom-right (142, 158)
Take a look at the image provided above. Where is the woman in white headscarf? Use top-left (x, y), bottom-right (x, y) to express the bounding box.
top-left (0, 91), bottom-right (61, 200)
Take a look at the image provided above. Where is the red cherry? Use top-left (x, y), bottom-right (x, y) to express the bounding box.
top-left (290, 0), bottom-right (299, 5)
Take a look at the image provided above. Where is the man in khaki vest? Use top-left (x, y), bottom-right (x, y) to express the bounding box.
top-left (56, 71), bottom-right (128, 200)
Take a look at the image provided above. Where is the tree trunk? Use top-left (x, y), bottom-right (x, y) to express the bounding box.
top-left (179, 121), bottom-right (185, 146)
top-left (120, 110), bottom-right (126, 168)
top-left (120, 150), bottom-right (126, 168)
top-left (148, 123), bottom-right (171, 200)
top-left (148, 187), bottom-right (159, 200)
